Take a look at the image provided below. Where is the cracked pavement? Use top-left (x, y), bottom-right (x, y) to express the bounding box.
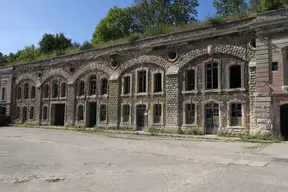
top-left (1, 127), bottom-right (288, 192)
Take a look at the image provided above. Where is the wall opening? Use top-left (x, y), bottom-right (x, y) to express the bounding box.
top-left (51, 104), bottom-right (65, 126)
top-left (280, 104), bottom-right (288, 140)
top-left (230, 65), bottom-right (241, 88)
top-left (136, 104), bottom-right (146, 130)
top-left (22, 106), bottom-right (28, 123)
top-left (86, 102), bottom-right (97, 127)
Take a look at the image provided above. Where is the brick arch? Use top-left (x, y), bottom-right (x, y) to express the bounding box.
top-left (16, 74), bottom-right (38, 86)
top-left (110, 55), bottom-right (171, 80)
top-left (71, 61), bottom-right (112, 84)
top-left (167, 45), bottom-right (255, 75)
top-left (39, 69), bottom-right (71, 87)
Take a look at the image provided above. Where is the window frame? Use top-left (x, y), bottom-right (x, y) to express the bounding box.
top-left (60, 82), bottom-right (67, 98)
top-left (89, 75), bottom-right (97, 96)
top-left (23, 83), bottom-right (29, 99)
top-left (100, 78), bottom-right (108, 96)
top-left (122, 74), bottom-right (132, 95)
top-left (226, 61), bottom-right (245, 91)
top-left (1, 87), bottom-right (6, 101)
top-left (99, 104), bottom-right (107, 123)
top-left (29, 106), bottom-right (34, 120)
top-left (31, 86), bottom-right (36, 99)
top-left (51, 79), bottom-right (59, 98)
top-left (227, 102), bottom-right (245, 128)
top-left (153, 104), bottom-right (162, 124)
top-left (121, 104), bottom-right (131, 123)
top-left (77, 105), bottom-right (84, 121)
top-left (42, 105), bottom-right (48, 120)
top-left (78, 80), bottom-right (85, 97)
top-left (152, 70), bottom-right (164, 94)
top-left (135, 68), bottom-right (149, 95)
top-left (182, 100), bottom-right (197, 126)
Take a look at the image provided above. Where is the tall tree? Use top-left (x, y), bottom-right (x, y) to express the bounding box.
top-left (134, 0), bottom-right (199, 27)
top-left (249, 0), bottom-right (262, 12)
top-left (39, 33), bottom-right (73, 53)
top-left (0, 52), bottom-right (8, 65)
top-left (92, 6), bottom-right (139, 44)
top-left (261, 0), bottom-right (286, 10)
top-left (213, 0), bottom-right (248, 16)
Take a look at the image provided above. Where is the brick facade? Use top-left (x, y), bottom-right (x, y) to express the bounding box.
top-left (3, 9), bottom-right (288, 137)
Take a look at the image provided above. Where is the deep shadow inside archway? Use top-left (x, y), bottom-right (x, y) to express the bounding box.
top-left (280, 104), bottom-right (288, 140)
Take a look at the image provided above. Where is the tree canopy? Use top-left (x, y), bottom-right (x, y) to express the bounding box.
top-left (213, 0), bottom-right (248, 16)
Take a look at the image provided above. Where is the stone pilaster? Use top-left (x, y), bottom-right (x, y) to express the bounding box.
top-left (252, 36), bottom-right (273, 136)
top-left (35, 86), bottom-right (42, 125)
top-left (107, 79), bottom-right (119, 129)
top-left (65, 84), bottom-right (75, 126)
top-left (165, 67), bottom-right (180, 133)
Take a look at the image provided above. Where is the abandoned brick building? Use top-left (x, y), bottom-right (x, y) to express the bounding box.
top-left (1, 8), bottom-right (288, 137)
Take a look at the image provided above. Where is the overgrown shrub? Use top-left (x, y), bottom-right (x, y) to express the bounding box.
top-left (127, 33), bottom-right (141, 42)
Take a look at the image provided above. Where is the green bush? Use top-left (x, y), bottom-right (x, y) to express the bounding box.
top-left (127, 33), bottom-right (141, 42)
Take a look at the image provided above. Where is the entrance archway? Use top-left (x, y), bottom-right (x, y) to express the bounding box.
top-left (280, 104), bottom-right (288, 140)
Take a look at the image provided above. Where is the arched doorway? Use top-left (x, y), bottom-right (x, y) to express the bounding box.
top-left (280, 104), bottom-right (288, 140)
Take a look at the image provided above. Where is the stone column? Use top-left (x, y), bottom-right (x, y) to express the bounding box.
top-left (107, 79), bottom-right (119, 129)
top-left (65, 83), bottom-right (76, 126)
top-left (252, 36), bottom-right (273, 136)
top-left (165, 66), bottom-right (180, 133)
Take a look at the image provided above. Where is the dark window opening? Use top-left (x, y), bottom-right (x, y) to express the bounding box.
top-left (89, 76), bottom-right (97, 96)
top-left (185, 70), bottom-right (195, 91)
top-left (100, 105), bottom-right (107, 122)
top-left (78, 81), bottom-right (85, 96)
top-left (230, 103), bottom-right (242, 126)
top-left (43, 84), bottom-right (49, 98)
top-left (153, 104), bottom-right (162, 124)
top-left (230, 65), bottom-right (242, 88)
top-left (122, 105), bottom-right (130, 122)
top-left (168, 51), bottom-right (177, 60)
top-left (24, 83), bottom-right (29, 99)
top-left (272, 62), bottom-right (279, 71)
top-left (153, 73), bottom-right (162, 92)
top-left (206, 62), bottom-right (218, 90)
top-left (123, 76), bottom-right (131, 94)
top-left (22, 106), bottom-right (27, 123)
top-left (17, 87), bottom-right (22, 100)
top-left (29, 106), bottom-right (34, 120)
top-left (100, 78), bottom-right (108, 95)
top-left (185, 103), bottom-right (195, 124)
top-left (1, 87), bottom-right (6, 101)
top-left (77, 105), bottom-right (84, 121)
top-left (31, 86), bottom-right (36, 99)
top-left (43, 106), bottom-right (48, 120)
top-left (61, 83), bottom-right (67, 97)
top-left (137, 70), bottom-right (147, 93)
top-left (52, 80), bottom-right (58, 98)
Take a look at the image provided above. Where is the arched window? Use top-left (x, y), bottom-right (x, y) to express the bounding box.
top-left (43, 106), bottom-right (48, 120)
top-left (52, 79), bottom-right (58, 98)
top-left (16, 106), bottom-right (20, 119)
top-left (29, 106), bottom-right (34, 120)
top-left (89, 75), bottom-right (97, 96)
top-left (43, 84), bottom-right (49, 98)
top-left (61, 82), bottom-right (67, 97)
top-left (17, 86), bottom-right (22, 100)
top-left (23, 83), bottom-right (29, 99)
top-left (78, 81), bottom-right (85, 96)
top-left (31, 86), bottom-right (36, 99)
top-left (100, 78), bottom-right (108, 95)
top-left (77, 105), bottom-right (84, 121)
top-left (100, 105), bottom-right (107, 122)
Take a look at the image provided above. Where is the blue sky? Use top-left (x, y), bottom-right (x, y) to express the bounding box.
top-left (0, 0), bottom-right (224, 54)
